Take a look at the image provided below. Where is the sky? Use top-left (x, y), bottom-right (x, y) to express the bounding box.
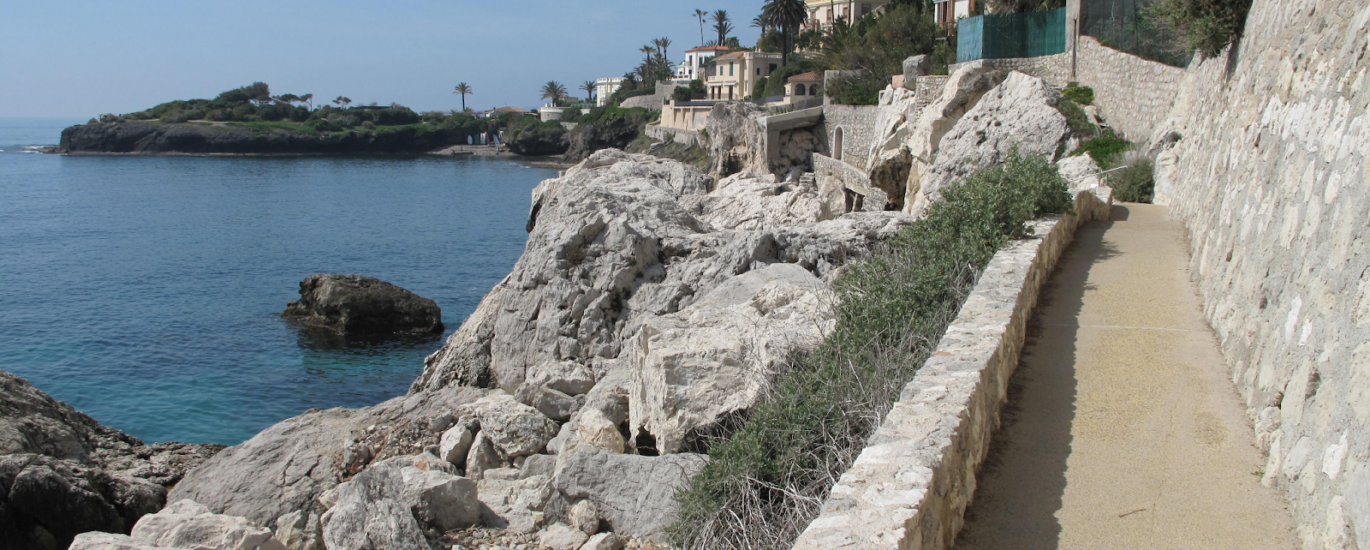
top-left (0, 0), bottom-right (766, 118)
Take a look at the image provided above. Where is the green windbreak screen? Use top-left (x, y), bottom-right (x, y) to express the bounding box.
top-left (957, 7), bottom-right (1066, 63)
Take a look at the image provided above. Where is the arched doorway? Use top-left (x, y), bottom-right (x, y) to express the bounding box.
top-left (834, 127), bottom-right (844, 161)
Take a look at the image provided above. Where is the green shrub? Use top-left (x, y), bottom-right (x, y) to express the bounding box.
top-left (1062, 84), bottom-right (1094, 105)
top-left (672, 87), bottom-right (694, 102)
top-left (374, 107), bottom-right (421, 126)
top-left (1071, 129), bottom-right (1130, 168)
top-left (1148, 0), bottom-right (1253, 58)
top-left (823, 74), bottom-right (883, 105)
top-left (205, 109), bottom-right (230, 122)
top-left (1056, 99), bottom-right (1097, 140)
top-left (161, 111), bottom-right (189, 123)
top-left (1109, 151), bottom-right (1156, 203)
top-left (670, 148), bottom-right (1073, 550)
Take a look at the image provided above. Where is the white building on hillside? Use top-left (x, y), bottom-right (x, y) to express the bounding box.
top-left (675, 45), bottom-right (731, 82)
top-left (595, 77), bottom-right (625, 107)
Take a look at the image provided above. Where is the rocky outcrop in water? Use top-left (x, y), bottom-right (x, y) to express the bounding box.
top-left (0, 370), bottom-right (224, 550)
top-left (58, 122), bottom-right (461, 155)
top-left (282, 274), bottom-right (443, 336)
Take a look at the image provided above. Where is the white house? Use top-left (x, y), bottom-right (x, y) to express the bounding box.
top-left (595, 77), bottom-right (625, 107)
top-left (675, 45), bottom-right (731, 82)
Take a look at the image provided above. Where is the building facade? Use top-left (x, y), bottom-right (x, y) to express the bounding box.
top-left (705, 51), bottom-right (785, 100)
top-left (803, 0), bottom-right (892, 30)
top-left (933, 0), bottom-right (979, 27)
top-left (594, 77), bottom-right (625, 107)
top-left (676, 45), bottom-right (730, 82)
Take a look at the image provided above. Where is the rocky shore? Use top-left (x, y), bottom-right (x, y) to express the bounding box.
top-left (57, 121), bottom-right (464, 155)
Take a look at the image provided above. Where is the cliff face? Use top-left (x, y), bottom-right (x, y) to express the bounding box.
top-left (1146, 0), bottom-right (1370, 545)
top-left (58, 121), bottom-right (459, 155)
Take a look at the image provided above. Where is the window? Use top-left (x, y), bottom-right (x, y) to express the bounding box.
top-left (769, 64), bottom-right (777, 73)
top-left (862, 3), bottom-right (871, 16)
top-left (729, 62), bottom-right (734, 76)
top-left (756, 68), bottom-right (761, 76)
top-left (795, 84), bottom-right (805, 96)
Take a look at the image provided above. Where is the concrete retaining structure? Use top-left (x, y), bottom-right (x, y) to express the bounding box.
top-left (821, 104), bottom-right (882, 171)
top-left (792, 185), bottom-right (1114, 550)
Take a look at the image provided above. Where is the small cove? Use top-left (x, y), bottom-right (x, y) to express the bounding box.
top-left (0, 117), bottom-right (555, 445)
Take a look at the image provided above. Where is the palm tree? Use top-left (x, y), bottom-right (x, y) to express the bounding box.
top-left (711, 10), bottom-right (732, 46)
top-left (540, 81), bottom-right (568, 107)
top-left (581, 81), bottom-right (597, 104)
top-left (452, 83), bottom-right (473, 112)
top-left (762, 0), bottom-right (807, 66)
top-left (694, 9), bottom-right (709, 46)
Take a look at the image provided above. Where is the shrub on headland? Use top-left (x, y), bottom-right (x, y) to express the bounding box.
top-left (670, 148), bottom-right (1074, 550)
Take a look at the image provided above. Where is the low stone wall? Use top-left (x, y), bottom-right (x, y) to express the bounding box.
top-left (792, 186), bottom-right (1114, 550)
top-left (822, 104), bottom-right (882, 171)
top-left (619, 82), bottom-right (678, 112)
top-left (659, 101), bottom-right (712, 131)
top-left (950, 53), bottom-right (1071, 88)
top-left (1073, 37), bottom-right (1185, 142)
top-left (644, 124), bottom-right (703, 148)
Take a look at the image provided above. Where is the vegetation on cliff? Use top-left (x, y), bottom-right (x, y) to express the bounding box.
top-left (815, 0), bottom-right (953, 105)
top-left (670, 149), bottom-right (1074, 549)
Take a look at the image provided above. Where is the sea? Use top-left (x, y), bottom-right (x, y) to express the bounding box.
top-left (0, 117), bottom-right (555, 445)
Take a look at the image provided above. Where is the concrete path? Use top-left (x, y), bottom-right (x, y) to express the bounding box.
top-left (954, 204), bottom-right (1298, 549)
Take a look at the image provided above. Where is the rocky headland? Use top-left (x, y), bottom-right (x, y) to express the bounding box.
top-left (57, 121), bottom-right (464, 156)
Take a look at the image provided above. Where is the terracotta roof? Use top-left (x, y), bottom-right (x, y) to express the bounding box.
top-left (787, 71), bottom-right (823, 82)
top-left (686, 45), bottom-right (731, 53)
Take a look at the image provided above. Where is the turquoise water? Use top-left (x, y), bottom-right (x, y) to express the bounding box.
top-left (0, 118), bottom-right (553, 445)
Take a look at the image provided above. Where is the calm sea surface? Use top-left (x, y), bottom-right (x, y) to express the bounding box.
top-left (0, 117), bottom-right (553, 445)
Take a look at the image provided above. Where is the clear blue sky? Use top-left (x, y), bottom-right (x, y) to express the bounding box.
top-left (0, 1), bottom-right (764, 118)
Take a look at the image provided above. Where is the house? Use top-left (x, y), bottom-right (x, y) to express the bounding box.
top-left (779, 72), bottom-right (823, 105)
top-left (676, 45), bottom-right (731, 82)
top-left (705, 51), bottom-right (784, 101)
top-left (803, 0), bottom-right (892, 30)
top-left (934, 0), bottom-right (979, 27)
top-left (477, 106), bottom-right (537, 119)
top-left (595, 77), bottom-right (625, 107)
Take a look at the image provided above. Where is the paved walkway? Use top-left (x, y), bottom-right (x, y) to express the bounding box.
top-left (954, 204), bottom-right (1298, 549)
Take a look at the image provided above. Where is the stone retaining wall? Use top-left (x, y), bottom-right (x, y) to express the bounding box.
top-left (821, 104), bottom-right (882, 171)
top-left (813, 153), bottom-right (885, 211)
top-left (792, 186), bottom-right (1113, 550)
top-left (950, 53), bottom-right (1071, 88)
top-left (1151, 0), bottom-right (1370, 546)
top-left (1072, 37), bottom-right (1186, 142)
top-left (644, 124), bottom-right (703, 148)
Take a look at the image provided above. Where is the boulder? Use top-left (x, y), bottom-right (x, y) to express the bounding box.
top-left (320, 457), bottom-right (479, 550)
top-left (464, 432), bottom-right (503, 481)
top-left (919, 71), bottom-right (1071, 204)
top-left (629, 263), bottom-right (836, 454)
top-left (170, 387), bottom-right (486, 527)
top-left (580, 532), bottom-right (625, 550)
top-left (68, 532), bottom-right (187, 550)
top-left (282, 274), bottom-right (443, 336)
top-left (131, 500), bottom-right (285, 550)
top-left (554, 446), bottom-right (707, 541)
top-left (538, 522), bottom-right (590, 550)
top-left (902, 55), bottom-right (931, 89)
top-left (0, 453), bottom-right (165, 550)
top-left (477, 474), bottom-right (555, 533)
top-left (273, 511), bottom-right (323, 550)
top-left (459, 393), bottom-right (559, 459)
top-left (567, 499), bottom-right (599, 534)
top-left (437, 426), bottom-right (473, 466)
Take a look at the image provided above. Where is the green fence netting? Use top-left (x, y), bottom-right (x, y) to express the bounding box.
top-left (1080, 0), bottom-right (1190, 67)
top-left (957, 7), bottom-right (1067, 63)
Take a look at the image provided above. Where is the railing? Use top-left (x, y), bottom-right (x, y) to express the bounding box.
top-left (767, 97), bottom-right (824, 114)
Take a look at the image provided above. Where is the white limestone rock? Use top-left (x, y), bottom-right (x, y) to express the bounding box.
top-left (437, 426), bottom-right (474, 466)
top-left (579, 532), bottom-right (625, 550)
top-left (478, 474), bottom-right (555, 533)
top-left (464, 431), bottom-right (504, 481)
top-left (69, 532), bottom-right (188, 550)
top-left (629, 263), bottom-right (836, 454)
top-left (554, 446), bottom-right (707, 541)
top-left (273, 511), bottom-right (323, 550)
top-left (131, 500), bottom-right (286, 550)
top-left (460, 393), bottom-right (560, 459)
top-left (539, 522), bottom-right (590, 550)
top-left (319, 456), bottom-right (478, 550)
top-left (568, 499), bottom-right (600, 535)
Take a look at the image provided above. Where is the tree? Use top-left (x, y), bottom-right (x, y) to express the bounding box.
top-left (333, 96), bottom-right (352, 108)
top-left (712, 10), bottom-right (733, 46)
top-left (581, 81), bottom-right (597, 104)
top-left (540, 81), bottom-right (568, 106)
top-left (453, 83), bottom-right (473, 112)
top-left (300, 93), bottom-right (314, 110)
top-left (763, 0), bottom-right (808, 66)
top-left (694, 9), bottom-right (709, 46)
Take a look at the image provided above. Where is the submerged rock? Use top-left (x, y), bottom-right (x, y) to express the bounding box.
top-left (282, 274), bottom-right (443, 336)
